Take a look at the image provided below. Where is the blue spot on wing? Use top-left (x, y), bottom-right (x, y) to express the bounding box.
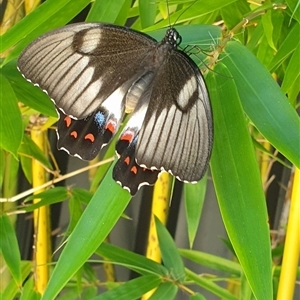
top-left (94, 111), bottom-right (106, 128)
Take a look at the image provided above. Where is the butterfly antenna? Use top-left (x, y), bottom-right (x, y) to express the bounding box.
top-left (173, 0), bottom-right (198, 27)
top-left (166, 0), bottom-right (171, 28)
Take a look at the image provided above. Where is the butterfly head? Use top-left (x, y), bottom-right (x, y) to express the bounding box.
top-left (164, 28), bottom-right (182, 49)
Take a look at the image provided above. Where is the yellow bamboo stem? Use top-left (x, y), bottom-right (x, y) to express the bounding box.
top-left (0, 0), bottom-right (24, 35)
top-left (276, 168), bottom-right (300, 300)
top-left (24, 0), bottom-right (41, 14)
top-left (31, 127), bottom-right (50, 294)
top-left (142, 172), bottom-right (171, 299)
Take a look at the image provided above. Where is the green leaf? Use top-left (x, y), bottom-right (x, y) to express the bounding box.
top-left (22, 187), bottom-right (69, 211)
top-left (149, 281), bottom-right (178, 300)
top-left (220, 0), bottom-right (250, 31)
top-left (1, 261), bottom-right (32, 300)
top-left (222, 41), bottom-right (300, 167)
top-left (20, 276), bottom-right (41, 300)
top-left (261, 10), bottom-right (276, 51)
top-left (256, 35), bottom-right (274, 67)
top-left (19, 134), bottom-right (52, 170)
top-left (0, 74), bottom-right (23, 158)
top-left (92, 275), bottom-right (161, 300)
top-left (246, 21), bottom-right (264, 52)
top-left (1, 0), bottom-right (91, 63)
top-left (0, 149), bottom-right (5, 188)
top-left (2, 60), bottom-right (57, 117)
top-left (179, 249), bottom-right (241, 276)
top-left (207, 63), bottom-right (273, 300)
top-left (0, 215), bottom-right (22, 286)
top-left (96, 243), bottom-right (168, 276)
top-left (184, 173), bottom-right (207, 248)
top-left (268, 22), bottom-right (299, 72)
top-left (190, 293), bottom-right (207, 300)
top-left (86, 0), bottom-right (131, 24)
top-left (185, 269), bottom-right (238, 300)
top-left (139, 0), bottom-right (157, 29)
top-left (41, 165), bottom-right (131, 300)
top-left (286, 0), bottom-right (300, 23)
top-left (144, 0), bottom-right (238, 30)
top-left (281, 40), bottom-right (300, 93)
top-left (2, 153), bottom-right (19, 198)
top-left (155, 217), bottom-right (185, 282)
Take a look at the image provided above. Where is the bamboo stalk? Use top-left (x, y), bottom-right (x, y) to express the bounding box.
top-left (24, 0), bottom-right (41, 14)
top-left (276, 168), bottom-right (300, 300)
top-left (142, 172), bottom-right (171, 299)
top-left (31, 127), bottom-right (50, 294)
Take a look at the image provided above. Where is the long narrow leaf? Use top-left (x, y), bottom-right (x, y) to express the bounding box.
top-left (222, 41), bottom-right (300, 167)
top-left (207, 63), bottom-right (273, 300)
top-left (42, 165), bottom-right (131, 300)
top-left (0, 215), bottom-right (22, 286)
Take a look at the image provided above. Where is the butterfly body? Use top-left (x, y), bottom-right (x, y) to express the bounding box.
top-left (18, 23), bottom-right (213, 195)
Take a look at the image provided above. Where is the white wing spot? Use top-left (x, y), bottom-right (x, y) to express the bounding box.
top-left (79, 28), bottom-right (102, 53)
top-left (177, 76), bottom-right (197, 109)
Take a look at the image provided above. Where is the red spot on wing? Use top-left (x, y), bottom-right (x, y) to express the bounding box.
top-left (64, 116), bottom-right (72, 127)
top-left (70, 131), bottom-right (78, 138)
top-left (124, 156), bottom-right (130, 165)
top-left (131, 166), bottom-right (138, 174)
top-left (120, 131), bottom-right (134, 143)
top-left (105, 121), bottom-right (116, 134)
top-left (85, 133), bottom-right (95, 142)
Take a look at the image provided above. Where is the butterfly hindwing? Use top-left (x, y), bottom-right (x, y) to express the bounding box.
top-left (56, 108), bottom-right (115, 160)
top-left (113, 135), bottom-right (160, 195)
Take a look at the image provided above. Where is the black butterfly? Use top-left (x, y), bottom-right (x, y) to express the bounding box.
top-left (18, 23), bottom-right (213, 195)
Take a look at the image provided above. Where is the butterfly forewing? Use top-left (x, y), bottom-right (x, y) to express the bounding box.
top-left (18, 23), bottom-right (158, 118)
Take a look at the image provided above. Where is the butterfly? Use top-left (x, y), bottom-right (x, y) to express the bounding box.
top-left (18, 22), bottom-right (213, 195)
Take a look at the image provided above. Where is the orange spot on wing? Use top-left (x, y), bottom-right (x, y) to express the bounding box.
top-left (70, 131), bottom-right (77, 138)
top-left (131, 166), bottom-right (138, 174)
top-left (124, 156), bottom-right (130, 165)
top-left (105, 121), bottom-right (115, 134)
top-left (64, 116), bottom-right (72, 127)
top-left (121, 131), bottom-right (134, 142)
top-left (85, 133), bottom-right (95, 142)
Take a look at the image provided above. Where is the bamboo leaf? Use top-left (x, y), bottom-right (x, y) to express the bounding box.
top-left (93, 275), bottom-right (161, 300)
top-left (281, 41), bottom-right (300, 93)
top-left (186, 269), bottom-right (238, 300)
top-left (87, 0), bottom-right (131, 24)
top-left (1, 0), bottom-right (91, 63)
top-left (184, 173), bottom-right (207, 248)
top-left (207, 63), bottom-right (273, 300)
top-left (179, 249), bottom-right (241, 276)
top-left (0, 215), bottom-right (22, 286)
top-left (139, 0), bottom-right (157, 29)
top-left (222, 41), bottom-right (300, 167)
top-left (96, 243), bottom-right (168, 276)
top-left (155, 217), bottom-right (185, 282)
top-left (41, 165), bottom-right (131, 300)
top-left (0, 74), bottom-right (23, 158)
top-left (149, 282), bottom-right (178, 300)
